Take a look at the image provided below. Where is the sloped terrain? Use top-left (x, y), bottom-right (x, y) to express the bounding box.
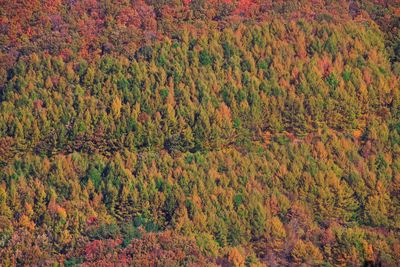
top-left (1, 1), bottom-right (400, 266)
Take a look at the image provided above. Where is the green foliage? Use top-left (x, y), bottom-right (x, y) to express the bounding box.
top-left (199, 50), bottom-right (213, 66)
top-left (1, 3), bottom-right (400, 265)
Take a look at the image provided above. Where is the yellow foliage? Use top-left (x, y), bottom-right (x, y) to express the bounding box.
top-left (56, 205), bottom-right (67, 221)
top-left (19, 214), bottom-right (35, 230)
top-left (291, 240), bottom-right (323, 265)
top-left (363, 240), bottom-right (374, 262)
top-left (61, 229), bottom-right (72, 245)
top-left (112, 96), bottom-right (122, 118)
top-left (45, 76), bottom-right (53, 89)
top-left (270, 216), bottom-right (286, 239)
top-left (228, 248), bottom-right (245, 267)
top-left (25, 203), bottom-right (34, 217)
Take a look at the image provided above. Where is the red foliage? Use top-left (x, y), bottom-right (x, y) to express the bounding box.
top-left (73, 230), bottom-right (208, 266)
top-left (232, 0), bottom-right (258, 16)
top-left (84, 239), bottom-right (122, 262)
top-left (33, 100), bottom-right (44, 112)
top-left (86, 216), bottom-right (97, 225)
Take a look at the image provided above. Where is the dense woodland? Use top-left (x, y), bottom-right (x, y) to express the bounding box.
top-left (1, 0), bottom-right (400, 266)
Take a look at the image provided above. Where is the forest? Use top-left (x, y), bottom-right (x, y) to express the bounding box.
top-left (1, 0), bottom-right (400, 266)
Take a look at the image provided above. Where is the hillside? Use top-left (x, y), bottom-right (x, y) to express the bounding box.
top-left (1, 1), bottom-right (400, 266)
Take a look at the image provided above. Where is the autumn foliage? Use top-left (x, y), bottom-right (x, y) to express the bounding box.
top-left (1, 0), bottom-right (400, 266)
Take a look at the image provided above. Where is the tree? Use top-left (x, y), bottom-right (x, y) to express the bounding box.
top-left (291, 240), bottom-right (324, 265)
